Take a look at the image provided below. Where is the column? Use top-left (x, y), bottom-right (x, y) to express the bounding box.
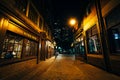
top-left (95, 0), bottom-right (111, 72)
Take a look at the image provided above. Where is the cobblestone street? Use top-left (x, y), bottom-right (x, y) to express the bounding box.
top-left (33, 54), bottom-right (120, 80)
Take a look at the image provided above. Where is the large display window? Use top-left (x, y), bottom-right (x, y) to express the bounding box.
top-left (76, 37), bottom-right (85, 55)
top-left (1, 33), bottom-right (23, 59)
top-left (105, 4), bottom-right (120, 54)
top-left (86, 25), bottom-right (101, 54)
top-left (24, 39), bottom-right (37, 57)
top-left (108, 26), bottom-right (120, 54)
top-left (1, 32), bottom-right (38, 60)
top-left (79, 40), bottom-right (85, 54)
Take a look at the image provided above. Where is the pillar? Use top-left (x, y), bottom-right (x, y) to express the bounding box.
top-left (37, 37), bottom-right (41, 64)
top-left (95, 0), bottom-right (111, 72)
top-left (84, 32), bottom-right (88, 63)
top-left (0, 17), bottom-right (9, 55)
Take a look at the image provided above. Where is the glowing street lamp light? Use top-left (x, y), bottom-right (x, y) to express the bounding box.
top-left (68, 18), bottom-right (78, 30)
top-left (69, 18), bottom-right (76, 26)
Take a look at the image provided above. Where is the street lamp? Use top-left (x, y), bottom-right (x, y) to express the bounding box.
top-left (68, 18), bottom-right (78, 30)
top-left (69, 18), bottom-right (76, 26)
top-left (69, 18), bottom-right (77, 26)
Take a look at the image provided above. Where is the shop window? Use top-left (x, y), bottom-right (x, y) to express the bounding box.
top-left (1, 33), bottom-right (23, 59)
top-left (79, 40), bottom-right (85, 54)
top-left (14, 0), bottom-right (28, 14)
top-left (114, 33), bottom-right (119, 39)
top-left (105, 3), bottom-right (120, 54)
top-left (76, 37), bottom-right (85, 55)
top-left (1, 32), bottom-right (38, 60)
top-left (86, 25), bottom-right (101, 54)
top-left (28, 4), bottom-right (38, 24)
top-left (108, 26), bottom-right (120, 53)
top-left (24, 39), bottom-right (37, 57)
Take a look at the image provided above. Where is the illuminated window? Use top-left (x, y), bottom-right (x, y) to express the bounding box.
top-left (1, 33), bottom-right (23, 59)
top-left (114, 34), bottom-right (119, 39)
top-left (108, 27), bottom-right (120, 53)
top-left (24, 39), bottom-right (37, 57)
top-left (86, 25), bottom-right (101, 54)
top-left (1, 32), bottom-right (38, 60)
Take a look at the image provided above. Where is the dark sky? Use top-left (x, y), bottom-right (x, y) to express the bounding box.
top-left (52, 0), bottom-right (89, 21)
top-left (50, 0), bottom-right (89, 50)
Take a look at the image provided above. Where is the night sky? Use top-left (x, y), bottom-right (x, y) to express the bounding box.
top-left (51, 0), bottom-right (89, 50)
top-left (52, 0), bottom-right (89, 20)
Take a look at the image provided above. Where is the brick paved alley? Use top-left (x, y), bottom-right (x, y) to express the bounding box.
top-left (0, 54), bottom-right (120, 80)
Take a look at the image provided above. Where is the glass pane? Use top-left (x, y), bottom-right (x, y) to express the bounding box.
top-left (19, 39), bottom-right (23, 44)
top-left (1, 32), bottom-right (24, 59)
top-left (9, 39), bottom-right (14, 43)
top-left (88, 38), bottom-right (95, 53)
top-left (13, 51), bottom-right (17, 58)
top-left (88, 35), bottom-right (100, 53)
top-left (5, 38), bottom-right (9, 42)
top-left (1, 52), bottom-right (6, 59)
top-left (4, 51), bottom-right (14, 59)
top-left (15, 37), bottom-right (23, 44)
top-left (14, 44), bottom-right (18, 51)
top-left (17, 52), bottom-right (21, 58)
top-left (25, 45), bottom-right (30, 56)
top-left (18, 45), bottom-right (22, 51)
top-left (7, 43), bottom-right (14, 51)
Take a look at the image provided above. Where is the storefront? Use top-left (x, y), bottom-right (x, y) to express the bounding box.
top-left (1, 31), bottom-right (38, 59)
top-left (75, 36), bottom-right (85, 55)
top-left (105, 3), bottom-right (120, 75)
top-left (85, 24), bottom-right (106, 69)
top-left (0, 17), bottom-right (39, 65)
top-left (46, 40), bottom-right (54, 58)
top-left (105, 4), bottom-right (120, 54)
top-left (74, 35), bottom-right (86, 61)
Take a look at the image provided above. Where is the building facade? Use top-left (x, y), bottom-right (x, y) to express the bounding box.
top-left (0, 0), bottom-right (54, 66)
top-left (74, 0), bottom-right (120, 75)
